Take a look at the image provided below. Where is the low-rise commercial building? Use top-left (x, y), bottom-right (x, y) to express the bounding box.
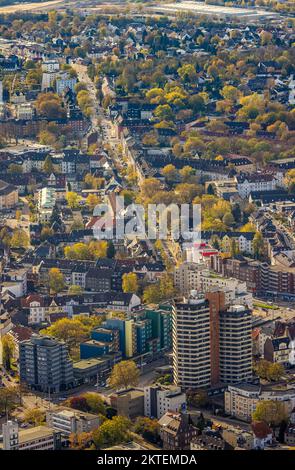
top-left (1, 421), bottom-right (61, 450)
top-left (46, 408), bottom-right (100, 436)
top-left (110, 388), bottom-right (144, 419)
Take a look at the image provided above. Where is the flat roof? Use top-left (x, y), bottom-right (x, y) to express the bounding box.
top-left (150, 1), bottom-right (279, 20)
top-left (19, 426), bottom-right (54, 444)
top-left (73, 358), bottom-right (106, 369)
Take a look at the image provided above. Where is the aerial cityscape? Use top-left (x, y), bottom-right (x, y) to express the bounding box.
top-left (0, 0), bottom-right (295, 459)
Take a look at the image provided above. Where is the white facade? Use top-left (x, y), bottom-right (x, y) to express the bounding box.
top-left (2, 421), bottom-right (19, 450)
top-left (172, 294), bottom-right (211, 389)
top-left (41, 71), bottom-right (59, 90)
top-left (38, 187), bottom-right (56, 211)
top-left (28, 300), bottom-right (45, 325)
top-left (144, 385), bottom-right (186, 419)
top-left (16, 103), bottom-right (33, 120)
top-left (174, 262), bottom-right (252, 308)
top-left (42, 60), bottom-right (60, 73)
top-left (225, 384), bottom-right (295, 421)
top-left (236, 172), bottom-right (284, 199)
top-left (56, 76), bottom-right (77, 95)
top-left (289, 75), bottom-right (295, 105)
top-left (1, 281), bottom-right (25, 298)
top-left (46, 409), bottom-right (100, 436)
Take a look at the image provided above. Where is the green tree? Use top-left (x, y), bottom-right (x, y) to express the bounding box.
top-left (40, 226), bottom-right (54, 241)
top-left (10, 229), bottom-right (29, 249)
top-left (253, 232), bottom-right (265, 259)
top-left (154, 104), bottom-right (173, 121)
top-left (162, 164), bottom-right (178, 182)
top-left (68, 285), bottom-right (83, 295)
top-left (252, 400), bottom-right (287, 427)
top-left (179, 166), bottom-right (195, 182)
top-left (267, 363), bottom-right (284, 382)
top-left (36, 92), bottom-right (66, 119)
top-left (109, 360), bottom-right (140, 390)
top-left (143, 284), bottom-right (162, 304)
top-left (75, 82), bottom-right (88, 94)
top-left (49, 267), bottom-right (65, 294)
top-left (0, 387), bottom-right (19, 416)
top-left (92, 416), bottom-right (131, 449)
top-left (159, 273), bottom-right (176, 300)
top-left (134, 417), bottom-right (160, 443)
top-left (69, 432), bottom-right (93, 450)
top-left (177, 64), bottom-right (197, 83)
top-left (223, 212), bottom-right (235, 228)
top-left (175, 183), bottom-right (203, 203)
top-left (221, 85), bottom-right (242, 103)
top-left (42, 317), bottom-right (88, 353)
top-left (2, 335), bottom-right (15, 370)
top-left (43, 155), bottom-right (54, 174)
top-left (255, 360), bottom-right (284, 382)
top-left (140, 178), bottom-right (162, 202)
top-left (107, 241), bottom-right (115, 259)
top-left (189, 389), bottom-right (209, 408)
top-left (83, 392), bottom-right (106, 415)
top-left (188, 94), bottom-right (206, 115)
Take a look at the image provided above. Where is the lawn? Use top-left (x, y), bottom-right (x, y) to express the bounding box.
top-left (253, 302), bottom-right (279, 310)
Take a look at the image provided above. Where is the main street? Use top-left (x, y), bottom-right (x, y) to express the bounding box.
top-left (72, 64), bottom-right (118, 144)
top-left (72, 63), bottom-right (133, 186)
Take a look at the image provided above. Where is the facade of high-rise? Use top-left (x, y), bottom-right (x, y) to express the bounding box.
top-left (19, 335), bottom-right (74, 393)
top-left (145, 305), bottom-right (172, 351)
top-left (172, 292), bottom-right (253, 390)
top-left (103, 318), bottom-right (137, 358)
top-left (172, 294), bottom-right (211, 389)
top-left (219, 305), bottom-right (253, 384)
top-left (205, 290), bottom-right (225, 386)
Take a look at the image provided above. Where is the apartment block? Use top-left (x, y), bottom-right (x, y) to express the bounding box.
top-left (219, 305), bottom-right (253, 384)
top-left (172, 294), bottom-right (211, 389)
top-left (172, 292), bottom-right (253, 390)
top-left (225, 383), bottom-right (295, 421)
top-left (19, 335), bottom-right (74, 393)
top-left (144, 385), bottom-right (186, 419)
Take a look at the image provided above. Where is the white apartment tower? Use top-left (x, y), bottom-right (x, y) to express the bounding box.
top-left (172, 293), bottom-right (211, 389)
top-left (172, 293), bottom-right (253, 389)
top-left (219, 305), bottom-right (253, 384)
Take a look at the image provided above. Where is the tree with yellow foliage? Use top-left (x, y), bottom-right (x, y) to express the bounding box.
top-left (66, 191), bottom-right (81, 209)
top-left (122, 273), bottom-right (138, 294)
top-left (109, 360), bottom-right (140, 390)
top-left (86, 193), bottom-right (100, 210)
top-left (49, 267), bottom-right (65, 294)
